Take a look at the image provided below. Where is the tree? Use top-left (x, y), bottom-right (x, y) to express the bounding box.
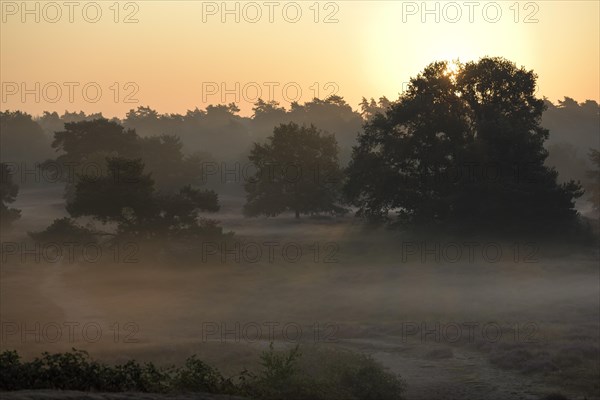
top-left (66, 157), bottom-right (221, 238)
top-left (0, 111), bottom-right (52, 164)
top-left (179, 103), bottom-right (250, 162)
top-left (0, 163), bottom-right (21, 230)
top-left (345, 57), bottom-right (582, 233)
top-left (455, 58), bottom-right (582, 230)
top-left (50, 119), bottom-right (207, 197)
top-left (35, 111), bottom-right (64, 137)
top-left (252, 99), bottom-right (287, 122)
top-left (244, 123), bottom-right (346, 218)
top-left (359, 96), bottom-right (392, 121)
top-left (49, 118), bottom-right (141, 200)
top-left (251, 99), bottom-right (289, 140)
top-left (345, 61), bottom-right (473, 224)
top-left (287, 96), bottom-right (363, 165)
top-left (52, 119), bottom-right (140, 164)
top-left (67, 157), bottom-right (155, 227)
top-left (123, 106), bottom-right (161, 137)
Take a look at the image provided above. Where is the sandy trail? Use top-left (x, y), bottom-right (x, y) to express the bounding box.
top-left (337, 337), bottom-right (573, 400)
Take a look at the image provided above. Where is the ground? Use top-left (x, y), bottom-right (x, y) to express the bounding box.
top-left (1, 186), bottom-right (599, 400)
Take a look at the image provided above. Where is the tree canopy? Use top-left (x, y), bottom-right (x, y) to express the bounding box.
top-left (0, 110), bottom-right (53, 164)
top-left (244, 122), bottom-right (346, 218)
top-left (66, 157), bottom-right (221, 238)
top-left (50, 119), bottom-right (208, 197)
top-left (345, 57), bottom-right (583, 233)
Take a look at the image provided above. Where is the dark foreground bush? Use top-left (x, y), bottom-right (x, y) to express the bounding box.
top-left (0, 346), bottom-right (405, 400)
top-left (0, 349), bottom-right (172, 392)
top-left (237, 344), bottom-right (405, 400)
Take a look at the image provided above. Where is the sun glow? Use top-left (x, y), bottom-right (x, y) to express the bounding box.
top-left (444, 61), bottom-right (461, 77)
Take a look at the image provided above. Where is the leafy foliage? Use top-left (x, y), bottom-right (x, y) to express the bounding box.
top-left (171, 355), bottom-right (231, 393)
top-left (0, 349), bottom-right (171, 392)
top-left (65, 157), bottom-right (221, 239)
top-left (238, 344), bottom-right (406, 400)
top-left (67, 157), bottom-right (156, 226)
top-left (244, 122), bottom-right (347, 218)
top-left (1, 347), bottom-right (405, 400)
top-left (50, 119), bottom-right (208, 197)
top-left (345, 57), bottom-right (583, 234)
top-left (0, 110), bottom-right (52, 164)
top-left (52, 119), bottom-right (140, 163)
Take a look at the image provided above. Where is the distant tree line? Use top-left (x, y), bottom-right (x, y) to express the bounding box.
top-left (2, 90), bottom-right (596, 174)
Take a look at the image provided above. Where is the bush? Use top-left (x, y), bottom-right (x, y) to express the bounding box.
top-left (239, 344), bottom-right (406, 400)
top-left (341, 355), bottom-right (406, 400)
top-left (98, 359), bottom-right (170, 392)
top-left (172, 355), bottom-right (231, 393)
top-left (239, 343), bottom-right (303, 399)
top-left (0, 347), bottom-right (405, 400)
top-left (0, 350), bottom-right (22, 390)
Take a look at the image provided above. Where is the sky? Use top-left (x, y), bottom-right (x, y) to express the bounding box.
top-left (1, 0), bottom-right (599, 117)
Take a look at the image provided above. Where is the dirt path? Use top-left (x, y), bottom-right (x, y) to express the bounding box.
top-left (336, 337), bottom-right (577, 400)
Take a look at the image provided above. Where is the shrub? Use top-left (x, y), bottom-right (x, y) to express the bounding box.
top-left (172, 355), bottom-right (229, 393)
top-left (0, 350), bottom-right (22, 390)
top-left (239, 344), bottom-right (405, 400)
top-left (0, 347), bottom-right (405, 400)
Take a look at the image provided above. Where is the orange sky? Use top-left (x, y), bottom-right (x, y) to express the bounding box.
top-left (1, 1), bottom-right (599, 117)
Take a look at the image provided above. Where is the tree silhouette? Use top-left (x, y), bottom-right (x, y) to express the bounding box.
top-left (50, 119), bottom-right (208, 197)
top-left (345, 57), bottom-right (582, 233)
top-left (0, 111), bottom-right (52, 164)
top-left (53, 119), bottom-right (140, 163)
top-left (244, 123), bottom-right (346, 218)
top-left (359, 96), bottom-right (392, 121)
top-left (66, 157), bottom-right (220, 238)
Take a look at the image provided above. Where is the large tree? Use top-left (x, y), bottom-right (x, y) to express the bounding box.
top-left (53, 119), bottom-right (140, 163)
top-left (345, 57), bottom-right (582, 233)
top-left (244, 123), bottom-right (346, 218)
